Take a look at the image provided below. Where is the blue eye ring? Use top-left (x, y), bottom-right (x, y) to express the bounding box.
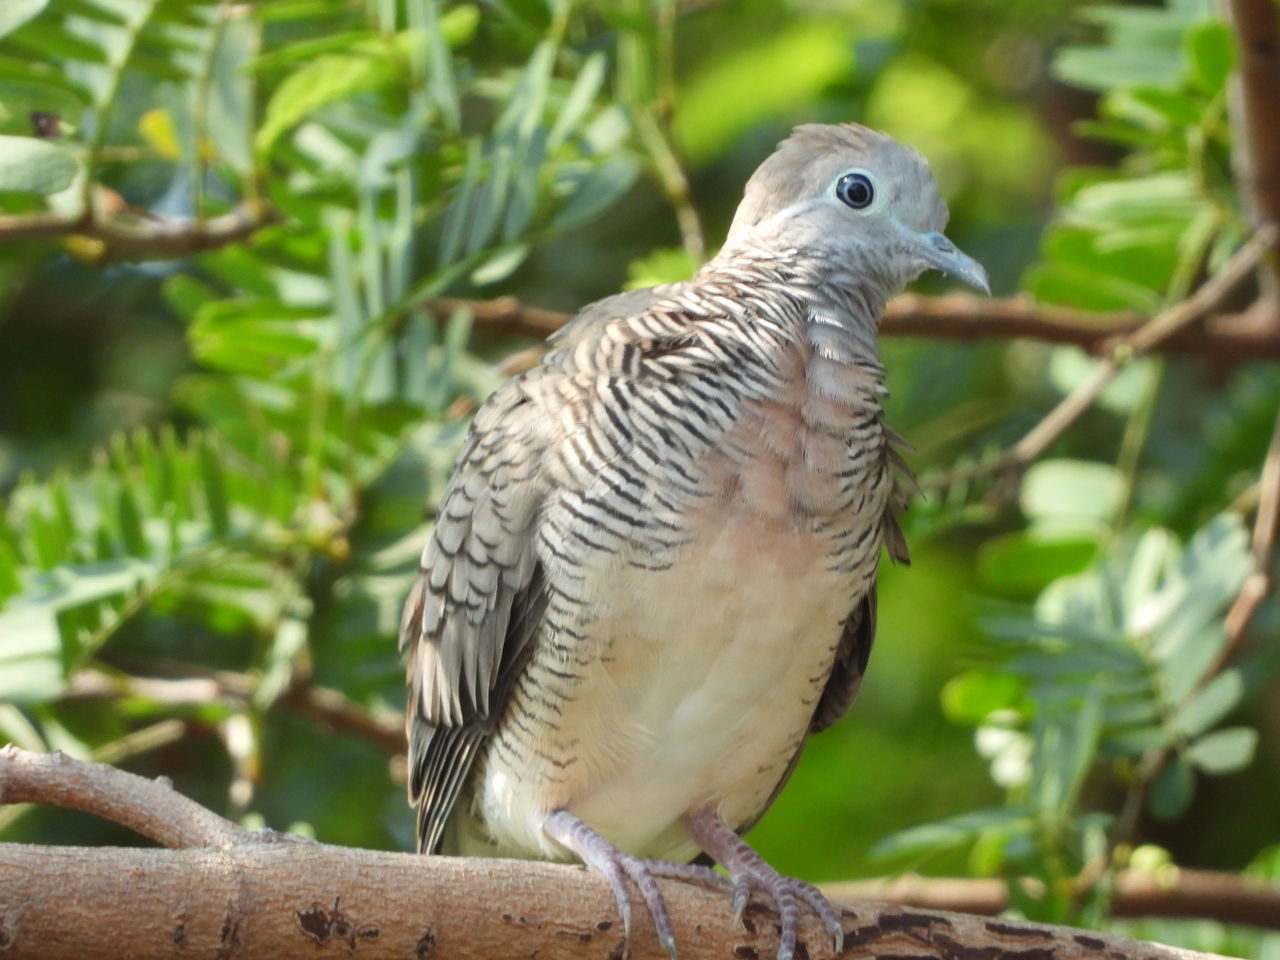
top-left (836, 172), bottom-right (875, 210)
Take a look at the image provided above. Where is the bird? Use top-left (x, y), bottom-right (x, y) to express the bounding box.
top-left (399, 122), bottom-right (989, 960)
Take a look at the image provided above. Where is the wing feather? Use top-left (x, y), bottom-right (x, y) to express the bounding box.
top-left (400, 376), bottom-right (550, 852)
top-left (400, 283), bottom-right (658, 854)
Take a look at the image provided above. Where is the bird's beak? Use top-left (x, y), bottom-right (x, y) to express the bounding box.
top-left (912, 231), bottom-right (990, 295)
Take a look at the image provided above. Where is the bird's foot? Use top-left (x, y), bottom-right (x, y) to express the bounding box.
top-left (544, 809), bottom-right (725, 959)
top-left (686, 810), bottom-right (844, 960)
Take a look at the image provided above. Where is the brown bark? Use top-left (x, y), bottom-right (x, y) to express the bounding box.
top-left (824, 870), bottom-right (1280, 932)
top-left (0, 748), bottom-right (1256, 960)
top-left (0, 747), bottom-right (248, 850)
top-left (1226, 0), bottom-right (1280, 231)
top-left (427, 293), bottom-right (1280, 361)
top-left (0, 204), bottom-right (278, 261)
top-left (0, 843), bottom-right (1236, 960)
top-left (66, 665), bottom-right (406, 757)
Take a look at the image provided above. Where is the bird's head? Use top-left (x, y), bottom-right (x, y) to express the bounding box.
top-left (723, 123), bottom-right (989, 296)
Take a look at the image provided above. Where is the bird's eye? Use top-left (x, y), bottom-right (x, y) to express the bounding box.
top-left (836, 172), bottom-right (875, 210)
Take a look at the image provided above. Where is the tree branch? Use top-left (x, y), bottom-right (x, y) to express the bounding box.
top-left (66, 664), bottom-right (406, 756)
top-left (1225, 0), bottom-right (1280, 232)
top-left (0, 745), bottom-right (248, 850)
top-left (822, 870), bottom-right (1280, 932)
top-left (1222, 401), bottom-right (1280, 651)
top-left (0, 748), bottom-right (1237, 960)
top-left (0, 203), bottom-right (279, 261)
top-left (427, 292), bottom-right (1280, 360)
top-left (921, 226), bottom-right (1277, 492)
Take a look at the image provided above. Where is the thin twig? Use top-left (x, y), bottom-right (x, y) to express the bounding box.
top-left (630, 0), bottom-right (706, 265)
top-left (1221, 403), bottom-right (1280, 653)
top-left (922, 227), bottom-right (1277, 492)
top-left (66, 664), bottom-right (405, 755)
top-left (426, 292), bottom-right (1280, 361)
top-left (0, 204), bottom-right (279, 260)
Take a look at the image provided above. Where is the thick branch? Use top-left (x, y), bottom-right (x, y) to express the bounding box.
top-left (823, 870), bottom-right (1280, 932)
top-left (0, 204), bottom-right (278, 261)
top-left (0, 843), bottom-right (1235, 960)
top-left (0, 745), bottom-right (248, 850)
top-left (427, 293), bottom-right (1280, 360)
top-left (0, 748), bottom-right (1251, 960)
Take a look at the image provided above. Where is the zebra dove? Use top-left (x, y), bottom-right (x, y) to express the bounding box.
top-left (400, 122), bottom-right (989, 960)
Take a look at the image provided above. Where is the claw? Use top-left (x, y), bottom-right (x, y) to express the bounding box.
top-left (732, 875), bottom-right (751, 926)
top-left (545, 810), bottom-right (686, 959)
top-left (687, 810), bottom-right (846, 960)
top-left (543, 809), bottom-right (844, 960)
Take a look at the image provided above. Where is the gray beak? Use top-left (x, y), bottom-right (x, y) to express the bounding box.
top-left (914, 231), bottom-right (990, 294)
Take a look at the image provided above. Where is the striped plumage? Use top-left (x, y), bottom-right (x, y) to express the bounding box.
top-left (399, 123), bottom-right (988, 960)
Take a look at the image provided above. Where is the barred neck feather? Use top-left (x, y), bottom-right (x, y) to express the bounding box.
top-left (695, 237), bottom-right (895, 374)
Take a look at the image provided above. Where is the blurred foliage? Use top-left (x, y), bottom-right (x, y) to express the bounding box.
top-left (1, 0), bottom-right (1278, 953)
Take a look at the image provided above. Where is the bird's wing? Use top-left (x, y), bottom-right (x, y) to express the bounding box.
top-left (401, 284), bottom-right (682, 854)
top-left (400, 371), bottom-right (552, 853)
top-left (546, 286), bottom-right (663, 348)
top-left (809, 450), bottom-right (913, 734)
top-left (808, 586), bottom-right (878, 735)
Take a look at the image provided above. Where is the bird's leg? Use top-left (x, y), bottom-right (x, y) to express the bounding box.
top-left (543, 809), bottom-right (727, 959)
top-left (685, 809), bottom-right (845, 960)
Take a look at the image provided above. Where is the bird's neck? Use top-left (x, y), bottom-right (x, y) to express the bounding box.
top-left (698, 240), bottom-right (895, 370)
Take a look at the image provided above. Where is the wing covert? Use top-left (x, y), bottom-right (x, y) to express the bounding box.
top-left (400, 378), bottom-right (549, 852)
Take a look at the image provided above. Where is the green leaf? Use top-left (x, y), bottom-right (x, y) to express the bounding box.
top-left (115, 484), bottom-right (148, 558)
top-left (0, 540), bottom-right (21, 603)
top-left (1104, 725), bottom-right (1171, 755)
top-left (1070, 172), bottom-right (1202, 228)
top-left (199, 436), bottom-right (230, 537)
top-left (256, 52), bottom-right (395, 156)
top-left (470, 243), bottom-right (529, 286)
top-left (254, 601), bottom-right (311, 710)
top-left (10, 18), bottom-right (110, 66)
top-left (1149, 752), bottom-right (1194, 820)
top-left (1025, 261), bottom-right (1162, 313)
top-left (40, 559), bottom-right (154, 612)
top-left (1173, 669), bottom-right (1243, 738)
top-left (625, 247), bottom-right (696, 289)
top-left (1185, 20), bottom-right (1234, 94)
top-left (872, 806), bottom-right (1033, 860)
top-left (1188, 726), bottom-right (1257, 774)
top-left (0, 703), bottom-right (45, 750)
top-left (978, 530), bottom-right (1099, 597)
top-left (1050, 352), bottom-right (1156, 416)
top-left (0, 602), bottom-right (65, 703)
top-left (551, 155), bottom-right (639, 229)
top-left (674, 22), bottom-right (854, 163)
top-left (1021, 459), bottom-right (1124, 528)
top-left (0, 135), bottom-right (77, 194)
top-left (1029, 690), bottom-right (1103, 815)
top-left (0, 0), bottom-right (49, 39)
top-left (1115, 87), bottom-right (1203, 129)
top-left (548, 51), bottom-right (606, 149)
top-left (0, 78), bottom-right (85, 135)
top-left (942, 671), bottom-right (1025, 725)
top-left (1053, 46), bottom-right (1182, 93)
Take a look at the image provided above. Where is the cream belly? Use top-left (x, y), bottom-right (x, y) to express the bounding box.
top-left (461, 505), bottom-right (878, 863)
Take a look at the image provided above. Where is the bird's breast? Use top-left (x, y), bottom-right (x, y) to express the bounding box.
top-left (461, 342), bottom-right (891, 862)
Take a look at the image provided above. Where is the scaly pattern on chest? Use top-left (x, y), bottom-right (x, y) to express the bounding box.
top-left (458, 269), bottom-right (896, 860)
